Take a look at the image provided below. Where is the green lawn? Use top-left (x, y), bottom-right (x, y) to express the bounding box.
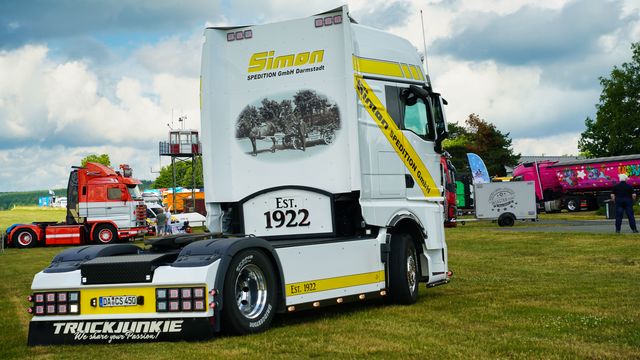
top-left (0, 208), bottom-right (638, 359)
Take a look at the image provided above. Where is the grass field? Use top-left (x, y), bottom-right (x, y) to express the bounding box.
top-left (1, 208), bottom-right (639, 359)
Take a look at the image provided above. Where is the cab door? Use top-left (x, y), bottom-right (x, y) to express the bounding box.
top-left (105, 186), bottom-right (131, 227)
top-left (383, 85), bottom-right (443, 200)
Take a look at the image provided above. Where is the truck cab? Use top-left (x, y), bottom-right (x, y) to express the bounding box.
top-left (6, 163), bottom-right (147, 248)
top-left (25, 6), bottom-right (451, 345)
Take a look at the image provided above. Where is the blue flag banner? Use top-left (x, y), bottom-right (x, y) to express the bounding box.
top-left (467, 153), bottom-right (490, 185)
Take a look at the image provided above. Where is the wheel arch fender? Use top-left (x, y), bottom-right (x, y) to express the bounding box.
top-left (387, 212), bottom-right (428, 279)
top-left (174, 237), bottom-right (286, 314)
top-left (216, 238), bottom-right (285, 313)
top-left (8, 224), bottom-right (42, 246)
top-left (88, 221), bottom-right (118, 241)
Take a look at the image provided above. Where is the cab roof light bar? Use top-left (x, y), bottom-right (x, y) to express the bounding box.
top-left (315, 15), bottom-right (342, 28)
top-left (227, 29), bottom-right (253, 42)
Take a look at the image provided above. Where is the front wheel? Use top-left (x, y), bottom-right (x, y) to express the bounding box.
top-left (13, 228), bottom-right (37, 248)
top-left (93, 224), bottom-right (118, 244)
top-left (388, 233), bottom-right (419, 304)
top-left (222, 249), bottom-right (277, 334)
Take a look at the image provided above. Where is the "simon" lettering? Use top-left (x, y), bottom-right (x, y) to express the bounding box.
top-left (248, 50), bottom-right (324, 73)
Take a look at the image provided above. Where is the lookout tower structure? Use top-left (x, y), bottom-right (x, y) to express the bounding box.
top-left (159, 116), bottom-right (202, 212)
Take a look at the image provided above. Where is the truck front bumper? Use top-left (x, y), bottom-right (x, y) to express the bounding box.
top-left (28, 317), bottom-right (215, 345)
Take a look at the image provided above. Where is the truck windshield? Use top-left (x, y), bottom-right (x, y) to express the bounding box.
top-left (128, 185), bottom-right (142, 200)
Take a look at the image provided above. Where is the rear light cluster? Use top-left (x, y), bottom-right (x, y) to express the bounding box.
top-left (227, 29), bottom-right (253, 42)
top-left (28, 291), bottom-right (80, 316)
top-left (156, 287), bottom-right (207, 312)
top-left (314, 15), bottom-right (342, 28)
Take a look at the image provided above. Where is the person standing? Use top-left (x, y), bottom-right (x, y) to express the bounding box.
top-left (155, 208), bottom-right (167, 236)
top-left (165, 207), bottom-right (173, 235)
top-left (611, 174), bottom-right (638, 234)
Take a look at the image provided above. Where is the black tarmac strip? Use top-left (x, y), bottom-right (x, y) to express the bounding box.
top-left (496, 219), bottom-right (637, 234)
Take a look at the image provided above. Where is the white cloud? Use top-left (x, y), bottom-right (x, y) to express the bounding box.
top-left (432, 56), bottom-right (598, 138)
top-left (0, 41), bottom-right (200, 191)
top-left (513, 133), bottom-right (581, 156)
top-left (135, 34), bottom-right (203, 78)
top-left (0, 145), bottom-right (161, 191)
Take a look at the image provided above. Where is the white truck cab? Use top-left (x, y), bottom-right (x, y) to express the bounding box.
top-left (26, 6), bottom-right (451, 345)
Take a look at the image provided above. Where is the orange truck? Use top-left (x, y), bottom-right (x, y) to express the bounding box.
top-left (162, 190), bottom-right (205, 213)
top-left (5, 163), bottom-right (147, 248)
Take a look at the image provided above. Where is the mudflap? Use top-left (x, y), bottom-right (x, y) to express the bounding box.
top-left (27, 317), bottom-right (215, 346)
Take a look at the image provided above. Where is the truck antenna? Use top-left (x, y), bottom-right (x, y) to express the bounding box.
top-left (420, 10), bottom-right (431, 87)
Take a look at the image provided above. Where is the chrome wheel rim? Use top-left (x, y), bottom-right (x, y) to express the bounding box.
top-left (235, 263), bottom-right (267, 319)
top-left (18, 232), bottom-right (32, 246)
top-left (98, 229), bottom-right (113, 243)
top-left (406, 247), bottom-right (417, 293)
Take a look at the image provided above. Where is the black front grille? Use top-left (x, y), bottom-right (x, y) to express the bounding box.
top-left (80, 253), bottom-right (174, 285)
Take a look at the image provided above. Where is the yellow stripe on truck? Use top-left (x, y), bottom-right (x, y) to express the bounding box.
top-left (353, 56), bottom-right (426, 82)
top-left (286, 270), bottom-right (385, 296)
top-left (354, 75), bottom-right (439, 198)
top-left (353, 56), bottom-right (404, 78)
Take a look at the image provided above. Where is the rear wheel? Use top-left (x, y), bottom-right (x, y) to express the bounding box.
top-left (13, 228), bottom-right (37, 248)
top-left (222, 249), bottom-right (277, 334)
top-left (93, 224), bottom-right (118, 244)
top-left (498, 213), bottom-right (515, 227)
top-left (388, 233), bottom-right (419, 304)
top-left (566, 198), bottom-right (580, 212)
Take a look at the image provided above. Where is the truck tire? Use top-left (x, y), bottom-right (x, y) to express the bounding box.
top-left (222, 249), bottom-right (277, 334)
top-left (93, 224), bottom-right (118, 244)
top-left (498, 213), bottom-right (515, 227)
top-left (566, 198), bottom-right (580, 212)
top-left (13, 228), bottom-right (37, 248)
top-left (388, 233), bottom-right (419, 304)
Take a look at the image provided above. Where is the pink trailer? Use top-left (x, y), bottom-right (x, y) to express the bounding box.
top-left (513, 155), bottom-right (640, 212)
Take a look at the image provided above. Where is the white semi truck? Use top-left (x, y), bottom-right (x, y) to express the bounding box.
top-left (26, 6), bottom-right (451, 345)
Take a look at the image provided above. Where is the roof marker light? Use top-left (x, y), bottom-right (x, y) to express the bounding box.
top-left (333, 15), bottom-right (343, 24)
top-left (227, 33), bottom-right (235, 41)
top-left (324, 17), bottom-right (333, 26)
top-left (244, 30), bottom-right (252, 39)
top-left (314, 18), bottom-right (324, 28)
top-left (235, 31), bottom-right (244, 40)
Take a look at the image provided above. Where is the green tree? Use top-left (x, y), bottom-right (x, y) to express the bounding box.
top-left (152, 159), bottom-right (203, 189)
top-left (443, 114), bottom-right (520, 177)
top-left (80, 154), bottom-right (111, 167)
top-left (579, 42), bottom-right (640, 157)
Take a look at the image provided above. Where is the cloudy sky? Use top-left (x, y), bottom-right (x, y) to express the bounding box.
top-left (1, 0), bottom-right (639, 191)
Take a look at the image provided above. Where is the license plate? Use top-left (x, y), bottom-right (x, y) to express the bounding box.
top-left (99, 295), bottom-right (138, 307)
